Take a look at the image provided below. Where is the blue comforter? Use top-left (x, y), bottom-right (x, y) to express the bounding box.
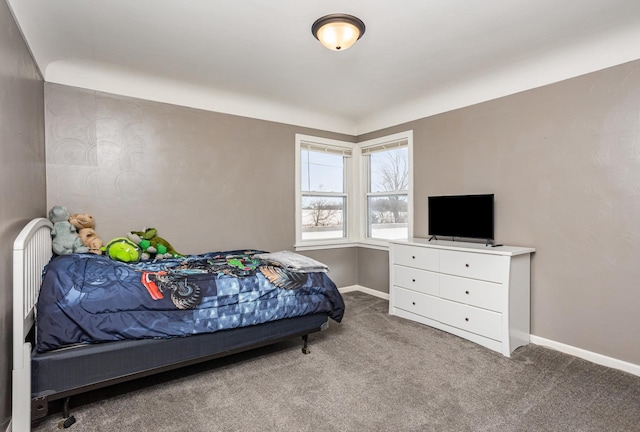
top-left (36, 251), bottom-right (345, 352)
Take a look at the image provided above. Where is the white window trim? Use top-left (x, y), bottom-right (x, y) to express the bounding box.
top-left (358, 130), bottom-right (414, 248)
top-left (295, 134), bottom-right (357, 249)
top-left (294, 131), bottom-right (413, 251)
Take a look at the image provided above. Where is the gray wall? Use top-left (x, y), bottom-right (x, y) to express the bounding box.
top-left (44, 83), bottom-right (358, 288)
top-left (357, 247), bottom-right (389, 292)
top-left (0, 1), bottom-right (46, 429)
top-left (360, 59), bottom-right (640, 366)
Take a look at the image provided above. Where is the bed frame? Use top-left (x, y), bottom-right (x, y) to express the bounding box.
top-left (12, 218), bottom-right (329, 430)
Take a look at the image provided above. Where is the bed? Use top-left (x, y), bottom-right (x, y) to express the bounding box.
top-left (12, 218), bottom-right (345, 430)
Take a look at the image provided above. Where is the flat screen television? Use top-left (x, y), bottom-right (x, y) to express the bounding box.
top-left (428, 194), bottom-right (494, 240)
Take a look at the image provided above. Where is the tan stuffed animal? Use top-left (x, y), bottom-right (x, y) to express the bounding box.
top-left (78, 228), bottom-right (103, 255)
top-left (69, 213), bottom-right (103, 255)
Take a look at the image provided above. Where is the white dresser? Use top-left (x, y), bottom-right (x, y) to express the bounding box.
top-left (389, 238), bottom-right (535, 357)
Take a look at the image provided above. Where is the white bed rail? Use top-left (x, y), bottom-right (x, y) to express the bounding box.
top-left (12, 218), bottom-right (52, 432)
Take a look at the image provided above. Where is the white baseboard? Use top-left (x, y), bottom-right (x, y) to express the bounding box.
top-left (530, 335), bottom-right (640, 377)
top-left (339, 285), bottom-right (389, 300)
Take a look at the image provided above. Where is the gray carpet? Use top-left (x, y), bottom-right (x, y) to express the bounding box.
top-left (33, 291), bottom-right (640, 431)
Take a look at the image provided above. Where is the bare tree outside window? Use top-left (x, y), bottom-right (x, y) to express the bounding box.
top-left (366, 146), bottom-right (409, 239)
top-left (301, 186), bottom-right (345, 240)
top-left (305, 192), bottom-right (341, 227)
top-left (373, 149), bottom-right (409, 193)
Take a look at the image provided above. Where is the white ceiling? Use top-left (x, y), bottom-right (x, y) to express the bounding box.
top-left (7, 0), bottom-right (640, 135)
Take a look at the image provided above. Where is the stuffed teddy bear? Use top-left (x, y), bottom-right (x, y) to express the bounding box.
top-left (101, 237), bottom-right (142, 263)
top-left (78, 228), bottom-right (103, 255)
top-left (127, 228), bottom-right (182, 261)
top-left (48, 206), bottom-right (89, 255)
top-left (68, 213), bottom-right (95, 230)
top-left (69, 213), bottom-right (103, 254)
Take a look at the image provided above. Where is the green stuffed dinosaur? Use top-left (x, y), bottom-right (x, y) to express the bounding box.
top-left (127, 228), bottom-right (182, 260)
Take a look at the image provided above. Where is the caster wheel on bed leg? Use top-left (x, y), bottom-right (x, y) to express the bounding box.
top-left (302, 347), bottom-right (311, 355)
top-left (57, 415), bottom-right (76, 429)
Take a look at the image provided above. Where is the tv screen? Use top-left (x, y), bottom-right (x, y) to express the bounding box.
top-left (428, 194), bottom-right (494, 240)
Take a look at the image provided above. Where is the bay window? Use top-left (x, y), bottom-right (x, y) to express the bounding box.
top-left (295, 131), bottom-right (412, 249)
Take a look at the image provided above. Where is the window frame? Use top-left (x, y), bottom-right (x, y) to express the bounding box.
top-left (294, 131), bottom-right (413, 251)
top-left (358, 131), bottom-right (413, 248)
top-left (295, 134), bottom-right (357, 249)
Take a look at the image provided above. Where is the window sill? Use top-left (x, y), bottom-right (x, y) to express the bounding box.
top-left (294, 239), bottom-right (407, 252)
top-left (357, 240), bottom-right (392, 251)
top-left (294, 241), bottom-right (359, 251)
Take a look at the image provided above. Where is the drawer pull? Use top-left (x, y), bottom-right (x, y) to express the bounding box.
top-left (412, 255), bottom-right (416, 259)
top-left (465, 263), bottom-right (469, 268)
top-left (412, 279), bottom-right (416, 282)
top-left (412, 302), bottom-right (416, 306)
top-left (465, 317), bottom-right (469, 322)
top-left (465, 290), bottom-right (469, 295)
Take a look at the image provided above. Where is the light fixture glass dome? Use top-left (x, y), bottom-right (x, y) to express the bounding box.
top-left (312, 14), bottom-right (365, 51)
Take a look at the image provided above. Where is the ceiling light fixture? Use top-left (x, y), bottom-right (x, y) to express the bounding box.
top-left (312, 13), bottom-right (366, 51)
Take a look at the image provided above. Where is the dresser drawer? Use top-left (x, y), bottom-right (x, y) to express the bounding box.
top-left (439, 250), bottom-right (505, 282)
top-left (440, 274), bottom-right (503, 312)
top-left (393, 265), bottom-right (439, 296)
top-left (393, 287), bottom-right (440, 320)
top-left (393, 244), bottom-right (439, 271)
top-left (439, 299), bottom-right (502, 341)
